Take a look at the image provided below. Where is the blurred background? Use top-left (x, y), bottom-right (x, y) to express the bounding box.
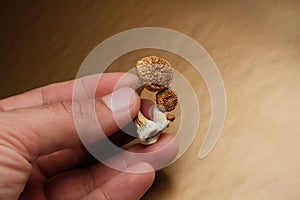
top-left (1, 1), bottom-right (300, 199)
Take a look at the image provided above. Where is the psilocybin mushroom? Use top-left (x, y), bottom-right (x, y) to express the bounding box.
top-left (134, 56), bottom-right (178, 145)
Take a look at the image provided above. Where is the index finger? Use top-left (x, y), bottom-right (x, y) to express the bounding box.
top-left (0, 72), bottom-right (137, 111)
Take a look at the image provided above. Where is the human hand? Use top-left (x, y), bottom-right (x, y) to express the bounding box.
top-left (0, 73), bottom-right (178, 200)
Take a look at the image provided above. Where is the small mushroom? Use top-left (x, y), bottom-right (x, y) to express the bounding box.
top-left (134, 56), bottom-right (178, 145)
top-left (156, 88), bottom-right (178, 112)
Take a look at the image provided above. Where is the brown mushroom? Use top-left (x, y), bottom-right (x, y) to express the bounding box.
top-left (134, 56), bottom-right (177, 145)
top-left (156, 88), bottom-right (178, 112)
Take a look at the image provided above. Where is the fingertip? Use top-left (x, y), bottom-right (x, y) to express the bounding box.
top-left (140, 99), bottom-right (155, 119)
top-left (158, 133), bottom-right (179, 153)
top-left (124, 162), bottom-right (155, 174)
top-left (86, 162), bottom-right (155, 200)
top-left (125, 162), bottom-right (156, 198)
top-left (116, 162), bottom-right (155, 199)
top-left (131, 90), bottom-right (141, 117)
top-left (130, 133), bottom-right (179, 156)
top-left (124, 133), bottom-right (179, 170)
top-left (101, 87), bottom-right (140, 115)
top-left (115, 73), bottom-right (138, 89)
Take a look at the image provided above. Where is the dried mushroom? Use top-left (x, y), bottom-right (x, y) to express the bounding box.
top-left (134, 56), bottom-right (178, 145)
top-left (156, 88), bottom-right (178, 112)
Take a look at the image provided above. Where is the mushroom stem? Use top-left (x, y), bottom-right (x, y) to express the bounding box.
top-left (135, 105), bottom-right (170, 145)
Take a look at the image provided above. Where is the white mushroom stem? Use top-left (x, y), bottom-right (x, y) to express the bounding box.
top-left (135, 105), bottom-right (170, 145)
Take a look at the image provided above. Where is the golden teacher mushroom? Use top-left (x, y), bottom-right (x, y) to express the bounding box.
top-left (134, 56), bottom-right (178, 145)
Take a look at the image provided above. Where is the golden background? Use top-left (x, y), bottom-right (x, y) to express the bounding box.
top-left (1, 1), bottom-right (300, 199)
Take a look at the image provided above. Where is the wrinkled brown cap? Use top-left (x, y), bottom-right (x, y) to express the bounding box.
top-left (136, 56), bottom-right (173, 92)
top-left (156, 88), bottom-right (178, 112)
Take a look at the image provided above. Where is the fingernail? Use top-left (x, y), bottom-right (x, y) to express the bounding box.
top-left (116, 73), bottom-right (138, 89)
top-left (125, 162), bottom-right (154, 173)
top-left (102, 87), bottom-right (137, 112)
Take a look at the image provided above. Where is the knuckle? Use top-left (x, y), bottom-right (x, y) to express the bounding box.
top-left (48, 101), bottom-right (74, 124)
top-left (71, 99), bottom-right (95, 121)
top-left (0, 113), bottom-right (38, 162)
top-left (40, 86), bottom-right (50, 104)
top-left (56, 101), bottom-right (73, 116)
top-left (45, 101), bottom-right (72, 119)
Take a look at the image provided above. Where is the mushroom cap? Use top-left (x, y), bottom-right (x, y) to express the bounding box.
top-left (156, 88), bottom-right (178, 112)
top-left (136, 56), bottom-right (173, 92)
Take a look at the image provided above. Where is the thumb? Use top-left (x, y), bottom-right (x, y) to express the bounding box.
top-left (0, 87), bottom-right (140, 162)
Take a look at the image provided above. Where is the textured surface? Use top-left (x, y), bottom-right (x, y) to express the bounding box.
top-left (1, 1), bottom-right (300, 199)
top-left (156, 88), bottom-right (178, 112)
top-left (136, 56), bottom-right (173, 91)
